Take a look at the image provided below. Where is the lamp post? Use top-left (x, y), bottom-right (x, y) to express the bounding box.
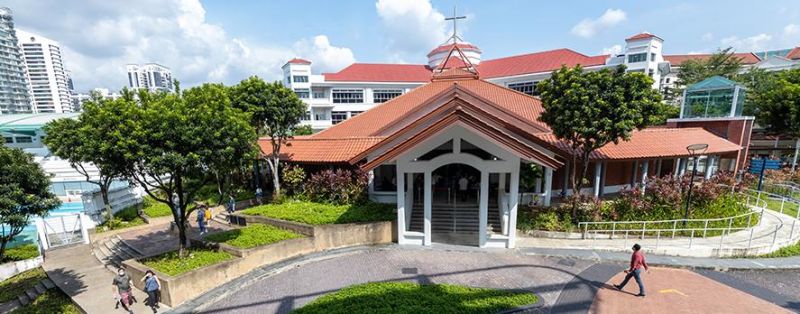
top-left (683, 143), bottom-right (709, 226)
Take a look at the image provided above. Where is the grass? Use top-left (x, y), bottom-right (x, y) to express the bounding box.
top-left (292, 282), bottom-right (538, 314)
top-left (12, 289), bottom-right (81, 314)
top-left (96, 204), bottom-right (146, 232)
top-left (0, 268), bottom-right (48, 303)
top-left (205, 224), bottom-right (303, 249)
top-left (1, 244), bottom-right (39, 263)
top-left (754, 193), bottom-right (800, 220)
top-left (142, 196), bottom-right (172, 218)
top-left (759, 241), bottom-right (800, 258)
top-left (242, 201), bottom-right (395, 225)
top-left (140, 248), bottom-right (234, 276)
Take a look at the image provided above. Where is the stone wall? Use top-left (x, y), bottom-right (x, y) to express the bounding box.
top-left (0, 256), bottom-right (43, 281)
top-left (122, 217), bottom-right (395, 307)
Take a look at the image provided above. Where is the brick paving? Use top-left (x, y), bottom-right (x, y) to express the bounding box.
top-left (695, 269), bottom-right (800, 312)
top-left (197, 248), bottom-right (597, 314)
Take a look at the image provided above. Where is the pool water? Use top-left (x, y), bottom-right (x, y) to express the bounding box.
top-left (3, 202), bottom-right (85, 249)
top-left (49, 202), bottom-right (85, 216)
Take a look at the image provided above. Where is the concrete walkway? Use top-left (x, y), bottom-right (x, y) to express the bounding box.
top-left (42, 244), bottom-right (168, 314)
top-left (517, 208), bottom-right (800, 257)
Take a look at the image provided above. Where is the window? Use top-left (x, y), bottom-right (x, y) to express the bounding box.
top-left (3, 137), bottom-right (13, 144)
top-left (350, 111), bottom-right (364, 117)
top-left (461, 139), bottom-right (500, 160)
top-left (293, 76), bottom-right (308, 83)
top-left (332, 111), bottom-right (348, 124)
top-left (294, 89), bottom-right (310, 99)
top-left (650, 53), bottom-right (656, 61)
top-left (373, 164), bottom-right (397, 192)
top-left (418, 140), bottom-right (453, 161)
top-left (627, 53), bottom-right (647, 63)
top-left (648, 69), bottom-right (654, 77)
top-left (313, 91), bottom-right (325, 99)
top-left (315, 111), bottom-right (329, 121)
top-left (332, 89), bottom-right (363, 103)
top-left (373, 89), bottom-right (402, 103)
top-left (14, 136), bottom-right (32, 143)
top-left (302, 111), bottom-right (311, 121)
top-left (665, 78), bottom-right (671, 84)
top-left (507, 82), bottom-right (538, 96)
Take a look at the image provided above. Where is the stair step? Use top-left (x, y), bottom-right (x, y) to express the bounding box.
top-left (17, 295), bottom-right (30, 306)
top-left (25, 288), bottom-right (38, 300)
top-left (42, 279), bottom-right (55, 290)
top-left (34, 283), bottom-right (46, 294)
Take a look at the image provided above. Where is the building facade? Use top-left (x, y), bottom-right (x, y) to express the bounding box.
top-left (17, 30), bottom-right (73, 113)
top-left (0, 7), bottom-right (31, 115)
top-left (126, 63), bottom-right (174, 92)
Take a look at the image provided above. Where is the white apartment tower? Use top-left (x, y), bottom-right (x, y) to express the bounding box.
top-left (0, 7), bottom-right (31, 115)
top-left (126, 63), bottom-right (173, 92)
top-left (18, 29), bottom-right (73, 113)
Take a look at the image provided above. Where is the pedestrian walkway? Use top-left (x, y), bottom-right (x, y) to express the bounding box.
top-left (517, 208), bottom-right (800, 257)
top-left (42, 244), bottom-right (169, 313)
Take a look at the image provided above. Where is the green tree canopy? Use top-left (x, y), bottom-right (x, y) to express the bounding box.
top-left (128, 83), bottom-right (257, 256)
top-left (752, 68), bottom-right (800, 169)
top-left (229, 76), bottom-right (306, 196)
top-left (537, 65), bottom-right (663, 205)
top-left (669, 47), bottom-right (744, 101)
top-left (0, 146), bottom-right (60, 259)
top-left (43, 90), bottom-right (139, 220)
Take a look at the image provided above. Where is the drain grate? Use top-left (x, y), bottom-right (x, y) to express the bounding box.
top-left (401, 267), bottom-right (418, 274)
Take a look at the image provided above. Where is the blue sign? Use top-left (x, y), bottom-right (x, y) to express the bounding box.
top-left (750, 158), bottom-right (781, 174)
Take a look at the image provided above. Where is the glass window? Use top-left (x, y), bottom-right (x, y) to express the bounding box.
top-left (332, 111), bottom-right (348, 124)
top-left (650, 53), bottom-right (656, 61)
top-left (418, 140), bottom-right (453, 161)
top-left (350, 111), bottom-right (363, 117)
top-left (313, 91), bottom-right (325, 99)
top-left (294, 89), bottom-right (310, 99)
top-left (461, 139), bottom-right (500, 160)
top-left (373, 164), bottom-right (397, 192)
top-left (314, 111), bottom-right (329, 121)
top-left (14, 136), bottom-right (32, 143)
top-left (332, 89), bottom-right (364, 103)
top-left (302, 111), bottom-right (311, 121)
top-left (507, 82), bottom-right (538, 96)
top-left (627, 53), bottom-right (647, 63)
top-left (373, 89), bottom-right (402, 103)
top-left (648, 69), bottom-right (654, 77)
top-left (3, 137), bottom-right (12, 144)
top-left (683, 88), bottom-right (735, 118)
top-left (293, 76), bottom-right (308, 83)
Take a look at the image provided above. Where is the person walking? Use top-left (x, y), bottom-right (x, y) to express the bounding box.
top-left (458, 175), bottom-right (469, 202)
top-left (196, 204), bottom-right (207, 235)
top-left (112, 268), bottom-right (134, 314)
top-left (614, 243), bottom-right (649, 297)
top-left (255, 187), bottom-right (263, 205)
top-left (142, 270), bottom-right (161, 313)
top-left (227, 194), bottom-right (236, 224)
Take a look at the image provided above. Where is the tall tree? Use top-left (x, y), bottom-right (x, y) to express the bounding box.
top-left (229, 76), bottom-right (306, 196)
top-left (537, 65), bottom-right (663, 208)
top-left (127, 83), bottom-right (257, 256)
top-left (669, 47), bottom-right (744, 100)
top-left (0, 146), bottom-right (60, 259)
top-left (43, 90), bottom-right (138, 221)
top-left (752, 68), bottom-right (800, 170)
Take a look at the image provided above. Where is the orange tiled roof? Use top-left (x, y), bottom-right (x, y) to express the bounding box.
top-left (323, 64), bottom-right (432, 82)
top-left (258, 136), bottom-right (384, 163)
top-left (787, 47), bottom-right (800, 60)
top-left (664, 53), bottom-right (761, 66)
top-left (286, 58), bottom-right (311, 65)
top-left (626, 32), bottom-right (662, 41)
top-left (536, 128), bottom-right (742, 161)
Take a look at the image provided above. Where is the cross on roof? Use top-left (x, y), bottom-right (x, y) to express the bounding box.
top-left (444, 6), bottom-right (466, 44)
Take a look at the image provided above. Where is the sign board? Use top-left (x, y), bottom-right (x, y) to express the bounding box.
top-left (750, 158), bottom-right (781, 174)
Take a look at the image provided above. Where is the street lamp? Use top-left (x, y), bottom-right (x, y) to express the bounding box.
top-left (683, 143), bottom-right (709, 226)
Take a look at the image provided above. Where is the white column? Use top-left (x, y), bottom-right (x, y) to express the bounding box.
top-left (508, 165), bottom-right (520, 248)
top-left (655, 159), bottom-right (663, 177)
top-left (396, 166), bottom-right (406, 244)
top-left (641, 161), bottom-right (649, 194)
top-left (593, 162), bottom-right (602, 197)
top-left (673, 158), bottom-right (680, 177)
top-left (630, 161), bottom-right (638, 186)
top-left (561, 162), bottom-right (569, 197)
top-left (533, 178), bottom-right (541, 194)
top-left (498, 173), bottom-right (506, 209)
top-left (423, 171), bottom-right (432, 246)
top-left (479, 170), bottom-right (489, 247)
top-left (405, 173), bottom-right (414, 226)
top-left (544, 167), bottom-right (553, 206)
top-left (704, 156), bottom-right (715, 179)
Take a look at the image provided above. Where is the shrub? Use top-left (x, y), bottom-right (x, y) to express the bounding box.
top-left (141, 249), bottom-right (234, 276)
top-left (282, 165), bottom-right (306, 196)
top-left (97, 205), bottom-right (145, 232)
top-left (303, 168), bottom-right (369, 205)
top-left (242, 201), bottom-right (395, 225)
top-left (205, 224), bottom-right (303, 248)
top-left (1, 244), bottom-right (39, 262)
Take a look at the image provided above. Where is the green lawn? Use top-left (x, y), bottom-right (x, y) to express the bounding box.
top-left (242, 201), bottom-right (395, 225)
top-left (292, 282), bottom-right (538, 314)
top-left (205, 224), bottom-right (303, 249)
top-left (755, 193), bottom-right (800, 220)
top-left (140, 249), bottom-right (234, 276)
top-left (142, 196), bottom-right (173, 218)
top-left (759, 241), bottom-right (800, 258)
top-left (96, 204), bottom-right (146, 232)
top-left (11, 289), bottom-right (81, 314)
top-left (1, 244), bottom-right (39, 263)
top-left (0, 268), bottom-right (48, 303)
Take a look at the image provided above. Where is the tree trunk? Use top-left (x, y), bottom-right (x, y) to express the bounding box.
top-left (175, 174), bottom-right (189, 258)
top-left (215, 172), bottom-right (225, 206)
top-left (0, 238), bottom-right (8, 261)
top-left (792, 138), bottom-right (799, 172)
top-left (269, 157), bottom-right (281, 197)
top-left (101, 185), bottom-right (114, 222)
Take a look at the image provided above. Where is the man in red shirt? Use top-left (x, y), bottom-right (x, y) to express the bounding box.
top-left (614, 243), bottom-right (648, 297)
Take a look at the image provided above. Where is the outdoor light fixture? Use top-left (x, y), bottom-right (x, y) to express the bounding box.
top-left (683, 143), bottom-right (709, 226)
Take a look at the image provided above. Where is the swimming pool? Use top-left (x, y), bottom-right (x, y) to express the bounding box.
top-left (3, 202), bottom-right (85, 249)
top-left (49, 202), bottom-right (85, 216)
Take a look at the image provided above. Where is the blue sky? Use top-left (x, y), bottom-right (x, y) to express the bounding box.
top-left (4, 0), bottom-right (800, 90)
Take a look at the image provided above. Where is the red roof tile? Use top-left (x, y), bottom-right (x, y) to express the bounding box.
top-left (437, 56), bottom-right (469, 70)
top-left (286, 58), bottom-right (311, 65)
top-left (664, 53), bottom-right (761, 66)
top-left (323, 63), bottom-right (432, 82)
top-left (787, 47), bottom-right (800, 60)
top-left (537, 128), bottom-right (741, 161)
top-left (427, 43), bottom-right (481, 57)
top-left (626, 32), bottom-right (662, 41)
top-left (478, 49), bottom-right (608, 79)
top-left (258, 137), bottom-right (384, 163)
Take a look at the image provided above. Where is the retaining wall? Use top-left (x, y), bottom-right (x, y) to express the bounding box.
top-left (0, 256), bottom-right (43, 281)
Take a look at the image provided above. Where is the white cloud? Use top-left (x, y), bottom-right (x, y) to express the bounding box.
top-left (784, 24), bottom-right (800, 39)
top-left (701, 33), bottom-right (714, 41)
top-left (571, 9), bottom-right (626, 38)
top-left (601, 45), bottom-right (622, 56)
top-left (4, 0), bottom-right (355, 91)
top-left (720, 34), bottom-right (772, 51)
top-left (375, 0), bottom-right (449, 60)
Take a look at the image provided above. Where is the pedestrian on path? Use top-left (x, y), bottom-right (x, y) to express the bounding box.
top-left (614, 243), bottom-right (649, 297)
top-left (197, 204), bottom-right (208, 235)
top-left (112, 268), bottom-right (135, 314)
top-left (142, 270), bottom-right (161, 313)
top-left (227, 194), bottom-right (236, 224)
top-left (255, 187), bottom-right (263, 205)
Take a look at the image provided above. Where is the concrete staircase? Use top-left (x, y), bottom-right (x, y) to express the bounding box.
top-left (211, 211), bottom-right (231, 225)
top-left (409, 205), bottom-right (502, 234)
top-left (0, 277), bottom-right (57, 312)
top-left (91, 235), bottom-right (145, 272)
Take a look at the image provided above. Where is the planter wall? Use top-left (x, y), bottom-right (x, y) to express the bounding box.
top-left (122, 216), bottom-right (396, 307)
top-left (0, 256), bottom-right (43, 281)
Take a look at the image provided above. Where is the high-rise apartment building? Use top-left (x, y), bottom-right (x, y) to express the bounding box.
top-left (0, 7), bottom-right (31, 115)
top-left (126, 63), bottom-right (173, 92)
top-left (18, 29), bottom-right (73, 113)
